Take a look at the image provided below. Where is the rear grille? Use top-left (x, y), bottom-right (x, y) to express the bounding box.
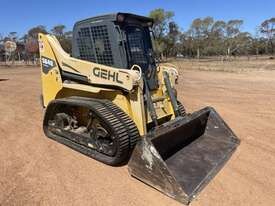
top-left (76, 25), bottom-right (114, 66)
top-left (77, 28), bottom-right (96, 62)
top-left (90, 25), bottom-right (114, 66)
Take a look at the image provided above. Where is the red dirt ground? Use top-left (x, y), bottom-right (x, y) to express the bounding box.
top-left (0, 66), bottom-right (275, 205)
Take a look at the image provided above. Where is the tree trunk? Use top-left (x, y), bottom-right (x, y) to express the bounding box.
top-left (161, 52), bottom-right (164, 60)
top-left (270, 40), bottom-right (274, 55)
top-left (226, 47), bottom-right (231, 61)
top-left (227, 47), bottom-right (231, 56)
top-left (197, 48), bottom-right (200, 59)
top-left (12, 53), bottom-right (15, 65)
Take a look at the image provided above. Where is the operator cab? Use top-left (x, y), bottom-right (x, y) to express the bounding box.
top-left (72, 13), bottom-right (158, 89)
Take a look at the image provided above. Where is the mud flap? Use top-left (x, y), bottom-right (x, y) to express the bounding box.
top-left (128, 107), bottom-right (240, 205)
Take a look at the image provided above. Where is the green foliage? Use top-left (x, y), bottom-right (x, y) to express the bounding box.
top-left (57, 30), bottom-right (73, 54)
top-left (28, 25), bottom-right (47, 39)
top-left (148, 8), bottom-right (275, 58)
top-left (149, 8), bottom-right (174, 39)
top-left (259, 18), bottom-right (275, 54)
top-left (51, 25), bottom-right (72, 53)
top-left (149, 8), bottom-right (175, 57)
top-left (51, 25), bottom-right (66, 36)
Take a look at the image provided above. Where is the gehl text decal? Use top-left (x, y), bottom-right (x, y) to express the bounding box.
top-left (93, 67), bottom-right (123, 84)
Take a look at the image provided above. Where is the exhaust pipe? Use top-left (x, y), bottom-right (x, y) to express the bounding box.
top-left (128, 107), bottom-right (240, 204)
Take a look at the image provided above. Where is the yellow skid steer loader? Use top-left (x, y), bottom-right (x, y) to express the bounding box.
top-left (39, 13), bottom-right (240, 204)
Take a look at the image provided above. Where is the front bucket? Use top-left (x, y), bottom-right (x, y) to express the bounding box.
top-left (128, 107), bottom-right (240, 205)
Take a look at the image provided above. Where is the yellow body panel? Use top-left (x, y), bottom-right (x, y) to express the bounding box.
top-left (39, 33), bottom-right (178, 136)
top-left (39, 35), bottom-right (63, 106)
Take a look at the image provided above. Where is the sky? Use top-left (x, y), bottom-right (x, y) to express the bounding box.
top-left (0, 0), bottom-right (274, 37)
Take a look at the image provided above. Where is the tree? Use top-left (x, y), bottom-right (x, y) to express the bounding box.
top-left (60, 31), bottom-right (73, 53)
top-left (51, 24), bottom-right (66, 37)
top-left (260, 18), bottom-right (275, 54)
top-left (8, 32), bottom-right (17, 41)
top-left (224, 20), bottom-right (244, 56)
top-left (28, 25), bottom-right (47, 39)
top-left (225, 20), bottom-right (243, 37)
top-left (251, 28), bottom-right (268, 56)
top-left (188, 17), bottom-right (215, 58)
top-left (188, 18), bottom-right (202, 58)
top-left (208, 20), bottom-right (226, 55)
top-left (165, 21), bottom-right (180, 56)
top-left (25, 26), bottom-right (47, 63)
top-left (233, 32), bottom-right (253, 56)
top-left (149, 8), bottom-right (174, 39)
top-left (149, 8), bottom-right (175, 58)
top-left (50, 25), bottom-right (72, 53)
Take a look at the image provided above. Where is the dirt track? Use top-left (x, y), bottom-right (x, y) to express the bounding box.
top-left (0, 66), bottom-right (275, 206)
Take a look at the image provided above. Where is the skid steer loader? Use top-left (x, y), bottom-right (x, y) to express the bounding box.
top-left (39, 13), bottom-right (240, 204)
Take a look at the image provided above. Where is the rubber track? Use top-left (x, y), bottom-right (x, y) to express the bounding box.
top-left (99, 100), bottom-right (140, 148)
top-left (69, 96), bottom-right (140, 148)
top-left (43, 96), bottom-right (140, 165)
top-left (177, 101), bottom-right (186, 116)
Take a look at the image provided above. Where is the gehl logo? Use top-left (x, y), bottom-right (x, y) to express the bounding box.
top-left (93, 67), bottom-right (123, 84)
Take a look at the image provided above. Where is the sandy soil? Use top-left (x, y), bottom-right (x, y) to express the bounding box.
top-left (0, 66), bottom-right (275, 206)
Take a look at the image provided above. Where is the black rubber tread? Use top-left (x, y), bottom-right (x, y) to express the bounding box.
top-left (43, 96), bottom-right (140, 166)
top-left (177, 100), bottom-right (186, 116)
top-left (99, 100), bottom-right (140, 148)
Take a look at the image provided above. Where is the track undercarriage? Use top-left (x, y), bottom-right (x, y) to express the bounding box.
top-left (43, 96), bottom-right (139, 165)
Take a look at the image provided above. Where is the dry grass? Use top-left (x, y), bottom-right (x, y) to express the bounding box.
top-left (168, 56), bottom-right (275, 73)
top-left (1, 57), bottom-right (275, 73)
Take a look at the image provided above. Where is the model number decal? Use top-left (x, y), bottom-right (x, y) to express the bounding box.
top-left (93, 67), bottom-right (123, 84)
top-left (41, 56), bottom-right (56, 74)
top-left (42, 58), bottom-right (54, 67)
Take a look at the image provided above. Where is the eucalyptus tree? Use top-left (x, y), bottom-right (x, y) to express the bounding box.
top-left (260, 18), bottom-right (275, 54)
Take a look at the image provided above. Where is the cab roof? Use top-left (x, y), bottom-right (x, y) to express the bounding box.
top-left (74, 12), bottom-right (154, 27)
